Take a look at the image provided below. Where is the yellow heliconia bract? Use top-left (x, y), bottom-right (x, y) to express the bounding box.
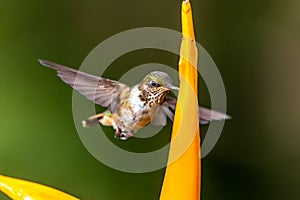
top-left (160, 0), bottom-right (201, 200)
top-left (0, 175), bottom-right (79, 200)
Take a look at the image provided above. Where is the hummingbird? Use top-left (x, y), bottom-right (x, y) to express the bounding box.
top-left (39, 60), bottom-right (230, 140)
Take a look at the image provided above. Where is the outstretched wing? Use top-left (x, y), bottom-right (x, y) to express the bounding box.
top-left (151, 96), bottom-right (231, 126)
top-left (39, 59), bottom-right (129, 110)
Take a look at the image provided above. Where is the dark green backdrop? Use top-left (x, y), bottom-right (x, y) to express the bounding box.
top-left (1, 0), bottom-right (300, 199)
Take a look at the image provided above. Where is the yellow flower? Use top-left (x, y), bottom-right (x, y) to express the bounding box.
top-left (0, 174), bottom-right (79, 200)
top-left (160, 0), bottom-right (200, 199)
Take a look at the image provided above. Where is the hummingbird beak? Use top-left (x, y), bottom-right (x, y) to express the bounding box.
top-left (168, 85), bottom-right (179, 91)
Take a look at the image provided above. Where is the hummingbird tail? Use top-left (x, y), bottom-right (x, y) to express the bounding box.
top-left (82, 112), bottom-right (117, 128)
top-left (82, 118), bottom-right (99, 127)
top-left (82, 113), bottom-right (106, 127)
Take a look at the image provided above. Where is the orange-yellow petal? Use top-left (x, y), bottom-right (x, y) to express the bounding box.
top-left (0, 174), bottom-right (79, 200)
top-left (160, 0), bottom-right (200, 199)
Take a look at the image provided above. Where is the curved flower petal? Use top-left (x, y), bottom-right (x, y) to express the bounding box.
top-left (0, 174), bottom-right (79, 200)
top-left (160, 0), bottom-right (200, 199)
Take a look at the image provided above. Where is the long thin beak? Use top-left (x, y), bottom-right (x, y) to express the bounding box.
top-left (168, 85), bottom-right (179, 91)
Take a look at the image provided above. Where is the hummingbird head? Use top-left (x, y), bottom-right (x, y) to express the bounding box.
top-left (139, 71), bottom-right (178, 106)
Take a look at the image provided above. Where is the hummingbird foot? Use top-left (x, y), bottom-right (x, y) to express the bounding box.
top-left (119, 131), bottom-right (134, 141)
top-left (114, 127), bottom-right (121, 139)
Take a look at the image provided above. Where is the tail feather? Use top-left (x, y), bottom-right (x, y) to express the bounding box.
top-left (82, 113), bottom-right (106, 127)
top-left (82, 118), bottom-right (100, 127)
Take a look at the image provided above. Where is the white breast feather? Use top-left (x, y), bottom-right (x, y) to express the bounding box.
top-left (130, 86), bottom-right (146, 113)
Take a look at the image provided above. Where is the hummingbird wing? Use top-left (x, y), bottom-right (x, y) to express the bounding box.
top-left (39, 59), bottom-right (129, 110)
top-left (197, 106), bottom-right (231, 124)
top-left (151, 97), bottom-right (231, 126)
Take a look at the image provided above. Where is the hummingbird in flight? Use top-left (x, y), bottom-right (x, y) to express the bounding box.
top-left (39, 60), bottom-right (230, 140)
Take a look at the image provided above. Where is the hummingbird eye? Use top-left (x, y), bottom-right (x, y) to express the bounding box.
top-left (150, 80), bottom-right (159, 87)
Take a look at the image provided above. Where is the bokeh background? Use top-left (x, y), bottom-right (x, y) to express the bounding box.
top-left (1, 0), bottom-right (300, 199)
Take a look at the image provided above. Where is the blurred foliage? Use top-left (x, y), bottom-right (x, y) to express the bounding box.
top-left (1, 0), bottom-right (300, 199)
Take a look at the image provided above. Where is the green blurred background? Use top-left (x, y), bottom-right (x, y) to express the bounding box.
top-left (1, 0), bottom-right (300, 199)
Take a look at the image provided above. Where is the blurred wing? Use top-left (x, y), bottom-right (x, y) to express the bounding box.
top-left (198, 107), bottom-right (231, 124)
top-left (151, 96), bottom-right (231, 126)
top-left (39, 59), bottom-right (129, 109)
top-left (151, 97), bottom-right (176, 126)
